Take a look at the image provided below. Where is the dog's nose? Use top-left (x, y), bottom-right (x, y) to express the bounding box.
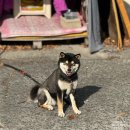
top-left (68, 68), bottom-right (71, 72)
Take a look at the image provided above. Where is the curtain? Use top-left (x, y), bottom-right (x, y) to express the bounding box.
top-left (88, 0), bottom-right (103, 53)
top-left (0, 0), bottom-right (13, 17)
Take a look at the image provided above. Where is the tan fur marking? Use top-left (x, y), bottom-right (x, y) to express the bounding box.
top-left (66, 61), bottom-right (69, 64)
top-left (40, 104), bottom-right (49, 109)
top-left (57, 95), bottom-right (65, 117)
top-left (57, 96), bottom-right (63, 112)
top-left (40, 104), bottom-right (53, 111)
top-left (71, 61), bottom-right (74, 64)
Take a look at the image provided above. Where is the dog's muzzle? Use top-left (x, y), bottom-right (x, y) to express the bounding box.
top-left (66, 68), bottom-right (73, 76)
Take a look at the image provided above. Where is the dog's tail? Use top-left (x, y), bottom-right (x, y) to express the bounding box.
top-left (30, 85), bottom-right (40, 100)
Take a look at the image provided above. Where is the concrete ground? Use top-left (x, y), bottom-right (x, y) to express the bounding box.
top-left (0, 44), bottom-right (130, 130)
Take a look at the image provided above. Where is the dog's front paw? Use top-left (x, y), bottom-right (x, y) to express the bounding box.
top-left (74, 109), bottom-right (81, 115)
top-left (58, 111), bottom-right (65, 117)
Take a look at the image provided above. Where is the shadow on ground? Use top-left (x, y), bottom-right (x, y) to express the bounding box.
top-left (76, 85), bottom-right (101, 107)
top-left (64, 86), bottom-right (101, 112)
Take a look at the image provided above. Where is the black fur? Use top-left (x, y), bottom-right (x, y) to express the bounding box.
top-left (30, 85), bottom-right (39, 100)
top-left (30, 52), bottom-right (81, 116)
top-left (37, 92), bottom-right (47, 106)
top-left (30, 53), bottom-right (80, 99)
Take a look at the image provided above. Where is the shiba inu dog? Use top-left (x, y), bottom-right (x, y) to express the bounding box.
top-left (30, 52), bottom-right (81, 117)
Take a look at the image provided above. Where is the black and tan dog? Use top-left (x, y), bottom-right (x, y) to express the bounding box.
top-left (30, 52), bottom-right (81, 117)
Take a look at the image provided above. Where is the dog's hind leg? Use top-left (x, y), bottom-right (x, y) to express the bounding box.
top-left (38, 89), bottom-right (54, 110)
top-left (40, 102), bottom-right (54, 111)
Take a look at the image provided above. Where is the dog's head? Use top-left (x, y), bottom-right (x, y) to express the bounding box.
top-left (58, 52), bottom-right (81, 76)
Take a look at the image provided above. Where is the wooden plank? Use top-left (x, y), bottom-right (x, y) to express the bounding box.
top-left (14, 0), bottom-right (51, 19)
top-left (13, 0), bottom-right (21, 18)
top-left (112, 0), bottom-right (122, 49)
top-left (116, 0), bottom-right (130, 38)
top-left (2, 32), bottom-right (87, 41)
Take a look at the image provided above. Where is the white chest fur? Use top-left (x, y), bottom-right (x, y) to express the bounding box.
top-left (58, 80), bottom-right (77, 94)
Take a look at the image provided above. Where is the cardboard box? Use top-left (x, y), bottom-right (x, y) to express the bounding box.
top-left (60, 16), bottom-right (81, 29)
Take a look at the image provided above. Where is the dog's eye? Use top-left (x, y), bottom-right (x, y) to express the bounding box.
top-left (72, 63), bottom-right (75, 66)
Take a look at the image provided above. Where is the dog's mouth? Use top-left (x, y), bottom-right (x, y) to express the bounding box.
top-left (66, 71), bottom-right (72, 76)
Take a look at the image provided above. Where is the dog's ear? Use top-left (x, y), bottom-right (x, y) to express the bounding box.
top-left (60, 52), bottom-right (65, 58)
top-left (75, 54), bottom-right (81, 59)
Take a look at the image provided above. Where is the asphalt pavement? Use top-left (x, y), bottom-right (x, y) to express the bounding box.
top-left (0, 44), bottom-right (130, 130)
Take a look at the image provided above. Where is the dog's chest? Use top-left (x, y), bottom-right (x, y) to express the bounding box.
top-left (58, 80), bottom-right (77, 94)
